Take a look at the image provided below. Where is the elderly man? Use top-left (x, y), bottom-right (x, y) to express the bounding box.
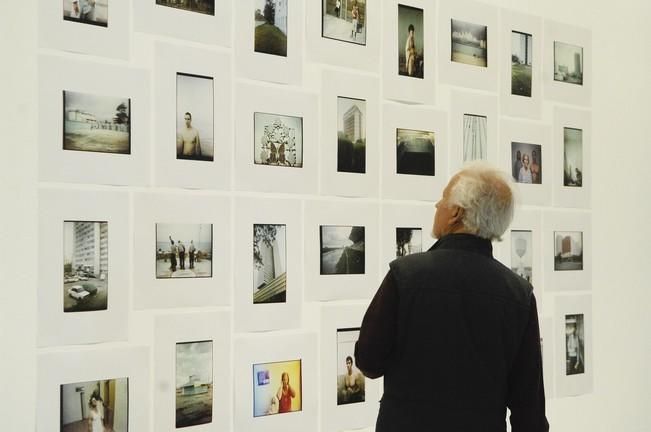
top-left (355, 162), bottom-right (548, 432)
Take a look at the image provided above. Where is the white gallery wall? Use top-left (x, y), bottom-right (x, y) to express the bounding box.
top-left (1, 0), bottom-right (651, 431)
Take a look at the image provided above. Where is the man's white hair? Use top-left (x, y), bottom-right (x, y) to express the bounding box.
top-left (448, 161), bottom-right (515, 241)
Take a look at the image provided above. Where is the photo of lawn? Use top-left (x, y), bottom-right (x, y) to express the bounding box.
top-left (511, 31), bottom-right (533, 97)
top-left (255, 0), bottom-right (288, 57)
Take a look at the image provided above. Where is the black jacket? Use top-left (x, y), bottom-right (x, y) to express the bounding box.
top-left (355, 234), bottom-right (548, 432)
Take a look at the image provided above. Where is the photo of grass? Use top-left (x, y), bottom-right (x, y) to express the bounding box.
top-left (511, 31), bottom-right (533, 97)
top-left (254, 0), bottom-right (288, 57)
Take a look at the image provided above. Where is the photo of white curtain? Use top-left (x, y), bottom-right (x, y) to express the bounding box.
top-left (462, 114), bottom-right (487, 161)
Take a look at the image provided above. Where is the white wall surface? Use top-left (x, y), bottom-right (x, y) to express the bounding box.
top-left (1, 1), bottom-right (650, 431)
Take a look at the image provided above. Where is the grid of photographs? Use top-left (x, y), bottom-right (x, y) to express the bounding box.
top-left (462, 114), bottom-right (487, 162)
top-left (511, 141), bottom-right (542, 184)
top-left (253, 224), bottom-right (287, 304)
top-left (554, 41), bottom-right (583, 85)
top-left (63, 0), bottom-right (109, 27)
top-left (336, 328), bottom-right (365, 405)
top-left (176, 340), bottom-right (213, 428)
top-left (554, 231), bottom-right (583, 271)
top-left (320, 225), bottom-right (365, 275)
top-left (398, 4), bottom-right (424, 79)
top-left (337, 97), bottom-right (366, 174)
top-left (511, 31), bottom-right (533, 97)
top-left (253, 359), bottom-right (302, 417)
top-left (451, 19), bottom-right (488, 67)
top-left (565, 314), bottom-right (585, 375)
top-left (511, 230), bottom-right (532, 283)
top-left (564, 127), bottom-right (583, 187)
top-left (396, 128), bottom-right (435, 176)
top-left (254, 0), bottom-right (289, 57)
top-left (60, 378), bottom-right (129, 432)
top-left (63, 221), bottom-right (108, 313)
top-left (63, 91), bottom-right (131, 155)
top-left (254, 112), bottom-right (303, 168)
top-left (322, 0), bottom-right (367, 45)
top-left (156, 0), bottom-right (215, 16)
top-left (176, 73), bottom-right (214, 162)
top-left (396, 227), bottom-right (422, 257)
top-left (155, 223), bottom-right (213, 279)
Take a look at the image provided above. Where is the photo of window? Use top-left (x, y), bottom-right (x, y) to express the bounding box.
top-left (252, 359), bottom-right (302, 417)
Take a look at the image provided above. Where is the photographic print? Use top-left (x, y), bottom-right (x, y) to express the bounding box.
top-left (253, 359), bottom-right (302, 417)
top-left (60, 378), bottom-right (129, 432)
top-left (337, 97), bottom-right (366, 174)
top-left (254, 0), bottom-right (288, 57)
top-left (336, 328), bottom-right (365, 405)
top-left (396, 128), bottom-right (435, 176)
top-left (63, 221), bottom-right (108, 313)
top-left (396, 227), bottom-right (422, 257)
top-left (253, 224), bottom-right (287, 304)
top-left (63, 0), bottom-right (109, 27)
top-left (63, 91), bottom-right (131, 155)
top-left (156, 0), bottom-right (215, 15)
top-left (398, 4), bottom-right (424, 79)
top-left (176, 73), bottom-right (214, 162)
top-left (511, 230), bottom-right (532, 282)
top-left (462, 114), bottom-right (487, 162)
top-left (451, 19), bottom-right (488, 67)
top-left (564, 127), bottom-right (583, 187)
top-left (554, 231), bottom-right (583, 271)
top-left (254, 112), bottom-right (303, 168)
top-left (176, 340), bottom-right (213, 428)
top-left (320, 225), bottom-right (365, 275)
top-left (565, 314), bottom-right (585, 375)
top-left (554, 41), bottom-right (583, 85)
top-left (511, 31), bottom-right (533, 97)
top-left (155, 223), bottom-right (213, 279)
top-left (511, 141), bottom-right (542, 184)
top-left (322, 0), bottom-right (367, 46)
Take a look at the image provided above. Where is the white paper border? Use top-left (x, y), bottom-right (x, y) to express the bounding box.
top-left (234, 332), bottom-right (318, 432)
top-left (501, 119), bottom-right (551, 206)
top-left (37, 346), bottom-right (150, 432)
top-left (499, 9), bottom-right (543, 119)
top-left (234, 0), bottom-right (304, 84)
top-left (544, 20), bottom-right (592, 106)
top-left (39, 0), bottom-right (130, 59)
top-left (449, 90), bottom-right (499, 174)
top-left (233, 196), bottom-right (303, 332)
top-left (382, 102), bottom-right (449, 201)
top-left (438, 0), bottom-right (498, 91)
top-left (306, 0), bottom-right (380, 71)
top-left (320, 68), bottom-right (380, 198)
top-left (554, 294), bottom-right (593, 397)
top-left (38, 54), bottom-right (150, 186)
top-left (234, 82), bottom-right (318, 194)
top-left (382, 0), bottom-right (437, 104)
top-left (38, 188), bottom-right (129, 347)
top-left (153, 42), bottom-right (233, 190)
top-left (552, 107), bottom-right (592, 209)
top-left (154, 311), bottom-right (232, 432)
top-left (134, 0), bottom-right (231, 47)
top-left (133, 191), bottom-right (232, 309)
top-left (320, 303), bottom-right (380, 432)
top-left (542, 210), bottom-right (592, 292)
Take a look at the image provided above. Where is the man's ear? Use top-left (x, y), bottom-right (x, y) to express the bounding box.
top-left (449, 205), bottom-right (465, 225)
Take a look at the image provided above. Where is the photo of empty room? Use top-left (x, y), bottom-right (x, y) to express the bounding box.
top-left (451, 19), bottom-right (488, 67)
top-left (322, 0), bottom-right (367, 45)
top-left (396, 227), bottom-right (422, 257)
top-left (63, 221), bottom-right (108, 313)
top-left (396, 128), bottom-right (435, 176)
top-left (565, 314), bottom-right (585, 375)
top-left (253, 359), bottom-right (302, 417)
top-left (254, 0), bottom-right (288, 57)
top-left (554, 41), bottom-right (583, 85)
top-left (510, 230), bottom-right (532, 282)
top-left (155, 223), bottom-right (213, 279)
top-left (320, 225), bottom-right (365, 275)
top-left (554, 231), bottom-right (583, 271)
top-left (564, 127), bottom-right (583, 187)
top-left (463, 114), bottom-right (487, 162)
top-left (336, 328), bottom-right (365, 405)
top-left (253, 224), bottom-right (287, 304)
top-left (60, 378), bottom-right (128, 432)
top-left (176, 340), bottom-right (213, 428)
top-left (511, 31), bottom-right (533, 97)
top-left (337, 97), bottom-right (366, 174)
top-left (398, 4), bottom-right (424, 78)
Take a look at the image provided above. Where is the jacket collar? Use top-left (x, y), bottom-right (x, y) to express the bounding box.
top-left (429, 233), bottom-right (494, 258)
